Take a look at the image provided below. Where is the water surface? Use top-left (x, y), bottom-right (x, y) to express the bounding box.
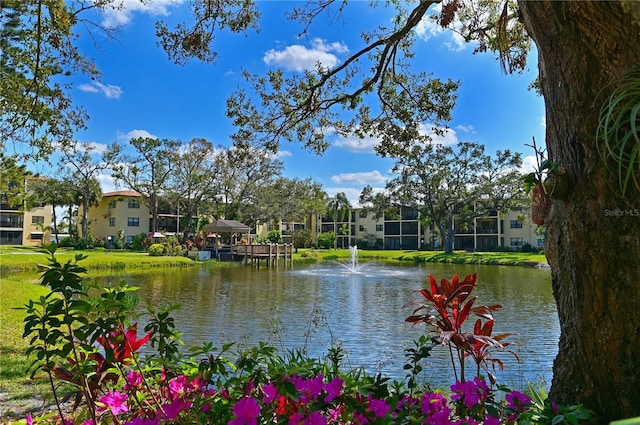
top-left (98, 261), bottom-right (557, 389)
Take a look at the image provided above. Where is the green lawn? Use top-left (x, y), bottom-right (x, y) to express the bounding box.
top-left (295, 248), bottom-right (547, 266)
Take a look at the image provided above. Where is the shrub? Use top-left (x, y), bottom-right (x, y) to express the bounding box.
top-left (317, 231), bottom-right (335, 249)
top-left (129, 233), bottom-right (150, 251)
top-left (148, 243), bottom-right (165, 256)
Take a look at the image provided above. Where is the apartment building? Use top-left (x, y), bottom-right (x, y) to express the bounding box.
top-left (319, 206), bottom-right (542, 251)
top-left (0, 177), bottom-right (53, 246)
top-left (86, 191), bottom-right (541, 251)
top-left (90, 190), bottom-right (150, 246)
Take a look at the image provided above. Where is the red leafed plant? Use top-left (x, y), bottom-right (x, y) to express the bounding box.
top-left (404, 273), bottom-right (517, 383)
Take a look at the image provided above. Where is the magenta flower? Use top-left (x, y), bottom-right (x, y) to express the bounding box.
top-left (306, 411), bottom-right (328, 425)
top-left (451, 379), bottom-right (489, 410)
top-left (368, 397), bottom-right (390, 418)
top-left (288, 412), bottom-right (305, 425)
top-left (323, 377), bottom-right (343, 402)
top-left (506, 391), bottom-right (532, 412)
top-left (421, 393), bottom-right (448, 415)
top-left (158, 398), bottom-right (191, 421)
top-left (229, 397), bottom-right (261, 425)
top-left (484, 415), bottom-right (500, 425)
top-left (124, 417), bottom-right (160, 425)
top-left (262, 382), bottom-right (278, 403)
top-left (294, 375), bottom-right (324, 403)
top-left (98, 391), bottom-right (129, 416)
top-left (26, 415), bottom-right (33, 425)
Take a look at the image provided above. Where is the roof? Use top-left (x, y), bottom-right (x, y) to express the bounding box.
top-left (202, 219), bottom-right (250, 234)
top-left (102, 190), bottom-right (143, 198)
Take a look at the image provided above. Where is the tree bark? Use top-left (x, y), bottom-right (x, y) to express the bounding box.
top-left (519, 1), bottom-right (640, 422)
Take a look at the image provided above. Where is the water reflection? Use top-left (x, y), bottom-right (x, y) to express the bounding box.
top-left (96, 262), bottom-right (557, 389)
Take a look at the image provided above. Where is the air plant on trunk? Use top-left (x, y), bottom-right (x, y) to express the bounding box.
top-left (597, 70), bottom-right (640, 199)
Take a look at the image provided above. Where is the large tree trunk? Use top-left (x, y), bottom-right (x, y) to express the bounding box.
top-left (519, 1), bottom-right (640, 422)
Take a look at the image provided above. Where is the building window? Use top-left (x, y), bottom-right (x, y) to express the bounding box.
top-left (538, 238), bottom-right (544, 247)
top-left (109, 200), bottom-right (117, 209)
top-left (375, 224), bottom-right (383, 232)
top-left (109, 217), bottom-right (116, 227)
top-left (126, 235), bottom-right (134, 244)
top-left (510, 220), bottom-right (523, 229)
top-left (31, 216), bottom-right (44, 225)
top-left (30, 233), bottom-right (43, 240)
top-left (359, 225), bottom-right (366, 232)
top-left (127, 217), bottom-right (140, 227)
top-left (359, 210), bottom-right (367, 218)
top-left (510, 237), bottom-right (524, 247)
top-left (128, 199), bottom-right (140, 209)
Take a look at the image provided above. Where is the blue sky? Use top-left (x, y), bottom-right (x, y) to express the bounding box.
top-left (30, 1), bottom-right (545, 205)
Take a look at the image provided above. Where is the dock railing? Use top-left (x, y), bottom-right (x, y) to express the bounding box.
top-left (232, 243), bottom-right (294, 268)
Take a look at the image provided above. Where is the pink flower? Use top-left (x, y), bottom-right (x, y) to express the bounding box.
top-left (229, 397), bottom-right (261, 425)
top-left (125, 369), bottom-right (143, 389)
top-left (323, 377), bottom-right (343, 402)
top-left (327, 406), bottom-right (342, 422)
top-left (26, 415), bottom-right (33, 425)
top-left (98, 391), bottom-right (129, 416)
top-left (169, 375), bottom-right (188, 398)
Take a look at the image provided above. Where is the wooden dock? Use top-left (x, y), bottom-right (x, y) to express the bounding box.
top-left (232, 244), bottom-right (294, 268)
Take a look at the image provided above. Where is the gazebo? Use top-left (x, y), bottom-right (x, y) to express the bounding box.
top-left (202, 220), bottom-right (250, 244)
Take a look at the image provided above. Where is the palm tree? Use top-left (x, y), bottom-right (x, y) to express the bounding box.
top-left (325, 192), bottom-right (352, 249)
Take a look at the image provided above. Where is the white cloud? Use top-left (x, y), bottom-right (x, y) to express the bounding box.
top-left (420, 124), bottom-right (460, 145)
top-left (331, 170), bottom-right (388, 185)
top-left (333, 133), bottom-right (378, 153)
top-left (455, 124), bottom-right (475, 133)
top-left (323, 187), bottom-right (363, 207)
top-left (540, 115), bottom-right (546, 127)
top-left (78, 82), bottom-right (123, 99)
top-left (415, 11), bottom-right (445, 42)
top-left (276, 150), bottom-right (292, 159)
top-left (85, 141), bottom-right (110, 155)
top-left (415, 3), bottom-right (468, 52)
top-left (117, 129), bottom-right (157, 141)
top-left (520, 155), bottom-right (539, 175)
top-left (99, 0), bottom-right (186, 28)
top-left (263, 38), bottom-right (348, 72)
top-left (97, 172), bottom-right (117, 193)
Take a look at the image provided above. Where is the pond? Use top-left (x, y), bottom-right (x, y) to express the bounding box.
top-left (97, 261), bottom-right (558, 390)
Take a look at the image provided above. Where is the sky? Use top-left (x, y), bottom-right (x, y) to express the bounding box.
top-left (28, 0), bottom-right (545, 206)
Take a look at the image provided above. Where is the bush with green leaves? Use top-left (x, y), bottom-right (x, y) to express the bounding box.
top-left (148, 243), bottom-right (164, 256)
top-left (317, 231), bottom-right (335, 249)
top-left (129, 233), bottom-right (150, 251)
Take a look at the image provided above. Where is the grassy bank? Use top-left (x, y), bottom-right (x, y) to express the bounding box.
top-left (0, 245), bottom-right (194, 275)
top-left (296, 248), bottom-right (547, 267)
